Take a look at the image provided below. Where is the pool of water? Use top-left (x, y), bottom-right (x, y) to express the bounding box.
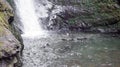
top-left (22, 32), bottom-right (120, 67)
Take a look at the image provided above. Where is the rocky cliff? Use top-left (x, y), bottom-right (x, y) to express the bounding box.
top-left (47, 0), bottom-right (120, 34)
top-left (0, 0), bottom-right (22, 67)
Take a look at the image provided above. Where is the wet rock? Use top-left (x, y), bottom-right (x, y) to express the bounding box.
top-left (116, 0), bottom-right (120, 5)
top-left (47, 0), bottom-right (120, 34)
top-left (8, 16), bottom-right (14, 25)
top-left (0, 28), bottom-right (21, 67)
top-left (46, 43), bottom-right (50, 46)
top-left (61, 38), bottom-right (67, 41)
top-left (61, 38), bottom-right (74, 41)
top-left (0, 0), bottom-right (22, 67)
top-left (42, 46), bottom-right (46, 48)
top-left (77, 37), bottom-right (87, 40)
top-left (68, 38), bottom-right (74, 41)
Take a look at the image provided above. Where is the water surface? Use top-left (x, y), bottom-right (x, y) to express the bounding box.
top-left (22, 32), bottom-right (120, 67)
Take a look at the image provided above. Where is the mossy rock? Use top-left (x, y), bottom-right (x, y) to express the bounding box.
top-left (0, 0), bottom-right (22, 67)
top-left (48, 0), bottom-right (120, 33)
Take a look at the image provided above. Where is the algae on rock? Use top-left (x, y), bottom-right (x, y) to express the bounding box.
top-left (0, 0), bottom-right (22, 67)
top-left (48, 0), bottom-right (120, 33)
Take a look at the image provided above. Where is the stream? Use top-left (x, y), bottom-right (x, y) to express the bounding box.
top-left (14, 0), bottom-right (120, 67)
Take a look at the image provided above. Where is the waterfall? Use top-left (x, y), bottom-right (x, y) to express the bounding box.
top-left (15, 0), bottom-right (46, 38)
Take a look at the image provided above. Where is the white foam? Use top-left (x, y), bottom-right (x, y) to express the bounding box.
top-left (15, 0), bottom-right (47, 38)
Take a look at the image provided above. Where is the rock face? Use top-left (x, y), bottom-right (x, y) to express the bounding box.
top-left (46, 0), bottom-right (120, 34)
top-left (0, 0), bottom-right (22, 67)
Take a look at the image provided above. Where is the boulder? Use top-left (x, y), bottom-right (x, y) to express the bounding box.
top-left (0, 0), bottom-right (22, 67)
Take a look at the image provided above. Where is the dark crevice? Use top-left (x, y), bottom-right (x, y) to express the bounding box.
top-left (8, 16), bottom-right (14, 25)
top-left (116, 0), bottom-right (120, 5)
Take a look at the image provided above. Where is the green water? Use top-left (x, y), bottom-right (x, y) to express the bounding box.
top-left (22, 33), bottom-right (120, 67)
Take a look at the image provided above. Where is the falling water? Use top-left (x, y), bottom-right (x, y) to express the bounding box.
top-left (15, 0), bottom-right (45, 38)
top-left (14, 0), bottom-right (120, 67)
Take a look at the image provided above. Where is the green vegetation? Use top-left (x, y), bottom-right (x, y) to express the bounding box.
top-left (0, 0), bottom-right (13, 32)
top-left (66, 0), bottom-right (120, 28)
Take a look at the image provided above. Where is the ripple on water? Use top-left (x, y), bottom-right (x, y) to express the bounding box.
top-left (22, 33), bottom-right (120, 67)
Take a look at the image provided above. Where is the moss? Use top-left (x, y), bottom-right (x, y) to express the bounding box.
top-left (0, 12), bottom-right (10, 37)
top-left (0, 12), bottom-right (9, 27)
top-left (0, 42), bottom-right (4, 47)
top-left (64, 0), bottom-right (120, 28)
top-left (0, 0), bottom-right (14, 35)
top-left (6, 0), bottom-right (12, 3)
top-left (0, 28), bottom-right (4, 37)
top-left (0, 0), bottom-right (14, 39)
top-left (69, 18), bottom-right (76, 24)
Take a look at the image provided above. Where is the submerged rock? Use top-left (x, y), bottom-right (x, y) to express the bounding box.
top-left (77, 37), bottom-right (87, 41)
